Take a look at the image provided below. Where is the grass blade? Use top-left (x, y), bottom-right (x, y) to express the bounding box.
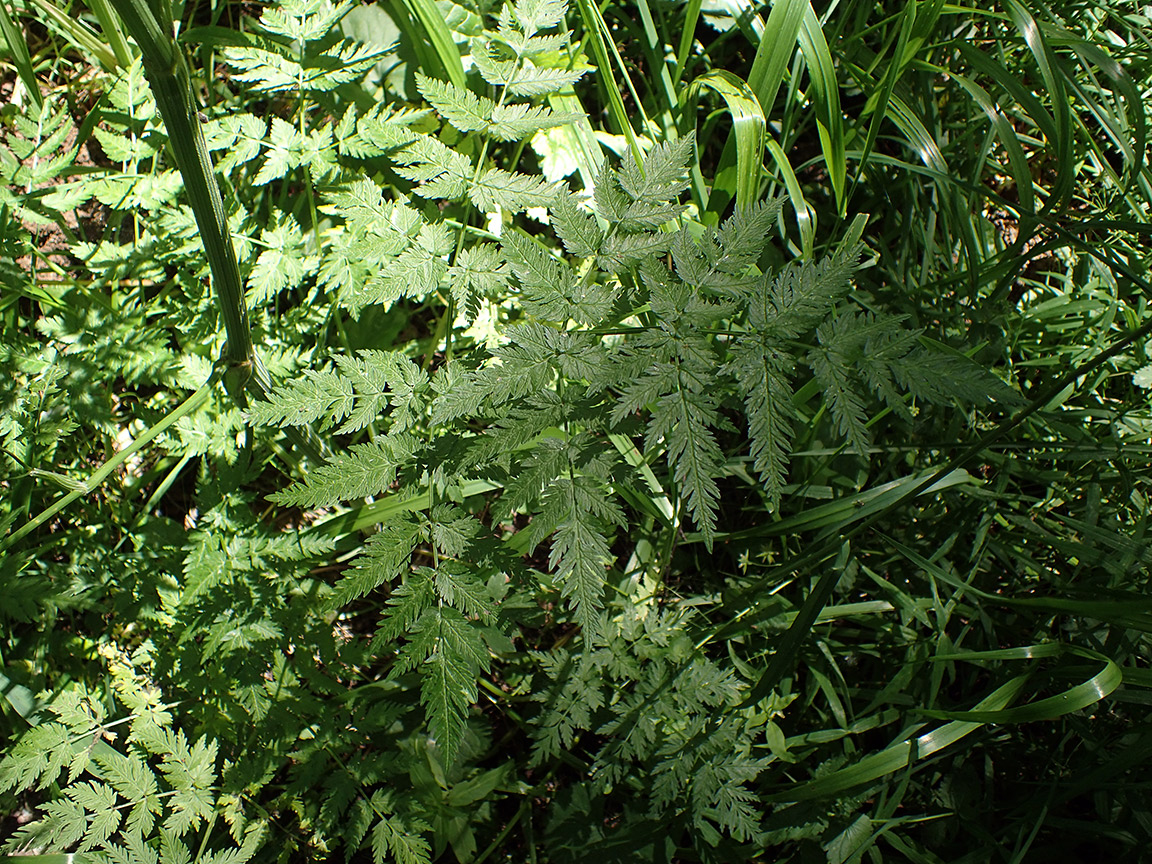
top-left (573, 0), bottom-right (647, 168)
top-left (920, 646), bottom-right (1121, 723)
top-left (1004, 0), bottom-right (1073, 211)
top-left (0, 372), bottom-right (217, 553)
top-left (0, 0), bottom-right (43, 108)
top-left (766, 136), bottom-right (814, 256)
top-left (849, 0), bottom-right (918, 195)
top-left (87, 0), bottom-right (133, 69)
top-left (767, 676), bottom-right (1030, 802)
top-left (24, 0), bottom-right (118, 70)
top-left (672, 0), bottom-right (702, 89)
top-left (390, 0), bottom-right (465, 89)
top-left (746, 0), bottom-right (805, 119)
top-left (797, 3), bottom-right (845, 215)
top-left (683, 70), bottom-right (765, 211)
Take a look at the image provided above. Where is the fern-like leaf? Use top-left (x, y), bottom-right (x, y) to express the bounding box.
top-left (402, 607), bottom-right (490, 764)
top-left (472, 167), bottom-right (559, 211)
top-left (551, 193), bottom-right (603, 258)
top-left (726, 341), bottom-right (796, 510)
top-left (329, 517), bottom-right (423, 610)
top-left (471, 45), bottom-right (587, 97)
top-left (249, 352), bottom-right (428, 435)
top-left (371, 815), bottom-right (431, 864)
top-left (416, 72), bottom-right (494, 133)
top-left (809, 328), bottom-right (871, 456)
top-left (753, 244), bottom-right (861, 338)
top-left (618, 135), bottom-right (694, 204)
top-left (268, 434), bottom-right (421, 508)
top-left (545, 479), bottom-right (616, 638)
top-left (652, 385), bottom-right (724, 548)
top-left (417, 73), bottom-right (577, 141)
top-left (447, 243), bottom-right (511, 306)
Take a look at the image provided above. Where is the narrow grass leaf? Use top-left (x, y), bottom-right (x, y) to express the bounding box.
top-left (850, 0), bottom-right (917, 193)
top-left (0, 0), bottom-right (43, 108)
top-left (25, 0), bottom-right (118, 71)
top-left (573, 0), bottom-right (649, 168)
top-left (920, 646), bottom-right (1121, 723)
top-left (746, 0), bottom-right (805, 119)
top-left (673, 0), bottom-right (703, 89)
top-left (767, 676), bottom-right (1029, 801)
top-left (1004, 0), bottom-right (1072, 209)
top-left (766, 138), bottom-right (814, 256)
top-left (943, 70), bottom-right (1035, 216)
top-left (391, 0), bottom-right (466, 89)
top-left (798, 3), bottom-right (845, 215)
top-left (86, 0), bottom-right (133, 69)
top-left (684, 71), bottom-right (765, 211)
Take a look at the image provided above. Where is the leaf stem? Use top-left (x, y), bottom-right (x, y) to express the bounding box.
top-left (1, 370), bottom-right (219, 553)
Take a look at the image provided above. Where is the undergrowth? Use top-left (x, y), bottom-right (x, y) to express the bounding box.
top-left (2, 0), bottom-right (1152, 861)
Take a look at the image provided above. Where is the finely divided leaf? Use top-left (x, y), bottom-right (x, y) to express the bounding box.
top-left (472, 167), bottom-right (559, 211)
top-left (489, 102), bottom-right (579, 141)
top-left (510, 0), bottom-right (568, 34)
top-left (249, 351), bottom-right (427, 435)
top-left (269, 434), bottom-right (421, 508)
top-left (619, 135), bottom-right (694, 203)
top-left (544, 479), bottom-right (615, 637)
top-left (809, 340), bottom-right (870, 455)
top-left (416, 73), bottom-right (494, 133)
top-left (447, 243), bottom-right (511, 305)
top-left (329, 518), bottom-right (424, 609)
top-left (726, 341), bottom-right (796, 510)
top-left (371, 816), bottom-right (431, 864)
top-left (652, 387), bottom-right (723, 548)
top-left (752, 244), bottom-right (860, 337)
top-left (411, 607), bottom-right (490, 764)
top-left (552, 193), bottom-right (603, 258)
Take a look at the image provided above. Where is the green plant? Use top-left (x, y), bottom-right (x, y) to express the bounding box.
top-left (2, 664), bottom-right (263, 862)
top-left (4, 0), bottom-right (1152, 860)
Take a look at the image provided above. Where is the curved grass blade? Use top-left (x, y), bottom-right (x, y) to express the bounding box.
top-left (766, 675), bottom-right (1030, 802)
top-left (1065, 37), bottom-right (1146, 195)
top-left (766, 137), bottom-right (814, 256)
top-left (886, 534), bottom-right (1152, 632)
top-left (954, 41), bottom-right (1057, 144)
top-left (883, 92), bottom-right (980, 289)
top-left (919, 644), bottom-right (1121, 723)
top-left (683, 70), bottom-right (765, 211)
top-left (942, 70), bottom-right (1035, 217)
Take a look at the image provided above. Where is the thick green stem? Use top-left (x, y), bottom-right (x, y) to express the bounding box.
top-left (104, 0), bottom-right (327, 463)
top-left (107, 0), bottom-right (252, 368)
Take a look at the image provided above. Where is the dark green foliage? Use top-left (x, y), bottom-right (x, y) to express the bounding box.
top-left (4, 0), bottom-right (1151, 861)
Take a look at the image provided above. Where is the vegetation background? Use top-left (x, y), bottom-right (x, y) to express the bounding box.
top-left (1, 0), bottom-right (1151, 861)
